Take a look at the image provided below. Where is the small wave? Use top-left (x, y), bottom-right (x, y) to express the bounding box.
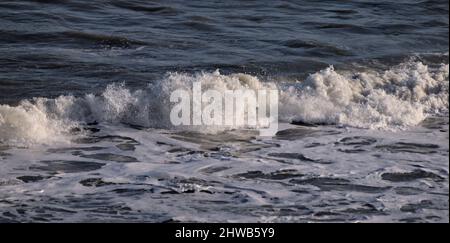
top-left (182, 21), bottom-right (219, 32)
top-left (63, 31), bottom-right (147, 48)
top-left (109, 1), bottom-right (180, 16)
top-left (305, 22), bottom-right (374, 34)
top-left (283, 40), bottom-right (353, 56)
top-left (0, 60), bottom-right (448, 145)
top-left (0, 30), bottom-right (147, 49)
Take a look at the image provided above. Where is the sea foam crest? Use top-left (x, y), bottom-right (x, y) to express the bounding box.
top-left (280, 61), bottom-right (448, 128)
top-left (0, 61), bottom-right (448, 145)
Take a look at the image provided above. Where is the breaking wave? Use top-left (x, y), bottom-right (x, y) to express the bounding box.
top-left (0, 60), bottom-right (448, 145)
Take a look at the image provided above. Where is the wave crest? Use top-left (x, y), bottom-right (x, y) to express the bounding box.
top-left (281, 61), bottom-right (448, 128)
top-left (1, 60), bottom-right (448, 145)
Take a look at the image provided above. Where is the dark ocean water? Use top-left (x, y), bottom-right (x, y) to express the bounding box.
top-left (0, 0), bottom-right (448, 103)
top-left (0, 1), bottom-right (449, 223)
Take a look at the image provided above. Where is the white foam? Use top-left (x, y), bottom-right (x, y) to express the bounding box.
top-left (0, 100), bottom-right (72, 146)
top-left (0, 60), bottom-right (448, 145)
top-left (280, 61), bottom-right (448, 129)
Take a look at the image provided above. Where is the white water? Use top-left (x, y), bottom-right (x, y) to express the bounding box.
top-left (0, 60), bottom-right (448, 223)
top-left (0, 60), bottom-right (448, 146)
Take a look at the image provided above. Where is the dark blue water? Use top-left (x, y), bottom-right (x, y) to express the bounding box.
top-left (0, 0), bottom-right (448, 103)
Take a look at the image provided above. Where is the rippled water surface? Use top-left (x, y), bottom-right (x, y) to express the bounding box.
top-left (0, 0), bottom-right (448, 222)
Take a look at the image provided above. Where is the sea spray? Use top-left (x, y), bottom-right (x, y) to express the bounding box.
top-left (0, 61), bottom-right (448, 145)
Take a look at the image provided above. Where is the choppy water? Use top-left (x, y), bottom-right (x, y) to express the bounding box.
top-left (0, 0), bottom-right (449, 222)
